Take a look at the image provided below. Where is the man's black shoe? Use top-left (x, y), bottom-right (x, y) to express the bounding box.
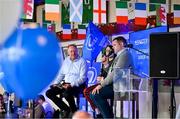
top-left (96, 113), bottom-right (103, 118)
top-left (60, 110), bottom-right (70, 118)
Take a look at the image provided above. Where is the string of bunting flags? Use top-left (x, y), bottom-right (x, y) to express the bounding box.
top-left (21, 0), bottom-right (180, 41)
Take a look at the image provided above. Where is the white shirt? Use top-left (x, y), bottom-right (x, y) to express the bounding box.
top-left (54, 56), bottom-right (87, 87)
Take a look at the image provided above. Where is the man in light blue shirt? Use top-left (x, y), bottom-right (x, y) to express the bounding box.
top-left (46, 44), bottom-right (87, 118)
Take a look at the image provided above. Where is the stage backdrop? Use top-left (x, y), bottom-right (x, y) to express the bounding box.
top-left (129, 26), bottom-right (167, 77)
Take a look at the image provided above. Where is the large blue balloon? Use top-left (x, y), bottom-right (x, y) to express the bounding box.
top-left (0, 28), bottom-right (61, 100)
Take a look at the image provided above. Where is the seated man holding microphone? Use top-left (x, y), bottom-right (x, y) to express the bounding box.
top-left (46, 44), bottom-right (87, 118)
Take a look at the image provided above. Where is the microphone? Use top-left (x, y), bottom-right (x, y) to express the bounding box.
top-left (125, 44), bottom-right (133, 48)
top-left (125, 43), bottom-right (149, 56)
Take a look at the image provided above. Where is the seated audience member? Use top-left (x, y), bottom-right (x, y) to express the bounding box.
top-left (27, 103), bottom-right (45, 118)
top-left (46, 44), bottom-right (87, 118)
top-left (83, 45), bottom-right (115, 117)
top-left (36, 95), bottom-right (54, 118)
top-left (72, 110), bottom-right (93, 119)
top-left (0, 94), bottom-right (5, 118)
top-left (90, 36), bottom-right (134, 118)
top-left (3, 92), bottom-right (14, 113)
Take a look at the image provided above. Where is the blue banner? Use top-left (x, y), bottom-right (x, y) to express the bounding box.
top-left (87, 61), bottom-right (101, 86)
top-left (82, 22), bottom-right (110, 62)
top-left (129, 26), bottom-right (167, 77)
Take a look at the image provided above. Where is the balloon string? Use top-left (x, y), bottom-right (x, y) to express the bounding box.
top-left (16, 21), bottom-right (23, 48)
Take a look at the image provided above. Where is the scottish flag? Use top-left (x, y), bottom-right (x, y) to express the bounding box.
top-left (82, 22), bottom-right (110, 62)
top-left (70, 0), bottom-right (83, 22)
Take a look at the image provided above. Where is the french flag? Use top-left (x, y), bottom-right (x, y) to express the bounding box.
top-left (135, 3), bottom-right (147, 25)
top-left (62, 24), bottom-right (72, 40)
top-left (78, 25), bottom-right (86, 39)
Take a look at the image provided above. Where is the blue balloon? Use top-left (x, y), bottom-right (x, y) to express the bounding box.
top-left (0, 70), bottom-right (13, 93)
top-left (0, 28), bottom-right (61, 100)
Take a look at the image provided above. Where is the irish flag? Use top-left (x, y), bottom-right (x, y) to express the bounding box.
top-left (135, 3), bottom-right (147, 25)
top-left (63, 24), bottom-right (72, 40)
top-left (45, 0), bottom-right (60, 21)
top-left (174, 4), bottom-right (180, 24)
top-left (78, 25), bottom-right (86, 39)
top-left (116, 1), bottom-right (128, 24)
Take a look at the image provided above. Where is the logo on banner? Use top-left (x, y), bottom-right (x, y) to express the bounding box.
top-left (88, 67), bottom-right (97, 84)
top-left (86, 34), bottom-right (98, 50)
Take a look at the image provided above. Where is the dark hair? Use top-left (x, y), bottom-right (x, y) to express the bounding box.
top-left (113, 36), bottom-right (127, 46)
top-left (0, 94), bottom-right (3, 100)
top-left (106, 45), bottom-right (113, 51)
top-left (102, 45), bottom-right (114, 57)
top-left (37, 95), bottom-right (45, 101)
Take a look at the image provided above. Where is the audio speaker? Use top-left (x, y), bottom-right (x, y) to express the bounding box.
top-left (150, 32), bottom-right (179, 79)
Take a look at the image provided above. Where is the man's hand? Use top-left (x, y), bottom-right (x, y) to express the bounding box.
top-left (92, 84), bottom-right (102, 94)
top-left (62, 83), bottom-right (71, 89)
top-left (50, 84), bottom-right (58, 88)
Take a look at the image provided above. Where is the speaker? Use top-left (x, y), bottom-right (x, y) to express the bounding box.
top-left (150, 32), bottom-right (179, 79)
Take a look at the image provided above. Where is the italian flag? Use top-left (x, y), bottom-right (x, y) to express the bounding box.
top-left (116, 1), bottom-right (128, 24)
top-left (45, 0), bottom-right (60, 21)
top-left (78, 25), bottom-right (86, 39)
top-left (135, 3), bottom-right (147, 25)
top-left (63, 24), bottom-right (72, 40)
top-left (174, 4), bottom-right (180, 24)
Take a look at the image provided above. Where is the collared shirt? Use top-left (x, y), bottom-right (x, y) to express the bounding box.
top-left (54, 56), bottom-right (87, 87)
top-left (100, 48), bottom-right (134, 87)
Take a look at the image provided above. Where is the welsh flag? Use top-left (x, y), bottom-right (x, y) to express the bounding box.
top-left (149, 0), bottom-right (166, 4)
top-left (70, 0), bottom-right (83, 23)
top-left (62, 24), bottom-right (72, 40)
top-left (116, 1), bottom-right (128, 24)
top-left (82, 0), bottom-right (93, 23)
top-left (22, 0), bottom-right (34, 19)
top-left (149, 0), bottom-right (166, 16)
top-left (93, 0), bottom-right (107, 24)
top-left (174, 4), bottom-right (180, 24)
top-left (135, 3), bottom-right (147, 25)
top-left (78, 25), bottom-right (86, 39)
top-left (45, 0), bottom-right (60, 21)
top-left (156, 4), bottom-right (167, 26)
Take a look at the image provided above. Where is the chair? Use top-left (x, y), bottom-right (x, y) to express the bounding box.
top-left (113, 68), bottom-right (149, 118)
top-left (75, 82), bottom-right (88, 111)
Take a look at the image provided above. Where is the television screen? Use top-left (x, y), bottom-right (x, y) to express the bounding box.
top-left (129, 26), bottom-right (167, 77)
